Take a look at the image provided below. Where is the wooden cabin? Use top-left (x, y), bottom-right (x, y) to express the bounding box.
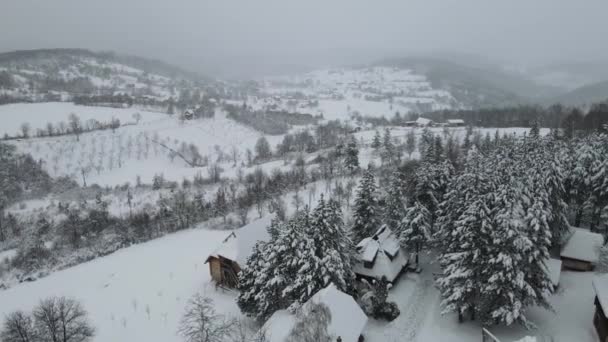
top-left (354, 226), bottom-right (409, 283)
top-left (594, 275), bottom-right (608, 342)
top-left (205, 216), bottom-right (272, 288)
top-left (560, 227), bottom-right (604, 271)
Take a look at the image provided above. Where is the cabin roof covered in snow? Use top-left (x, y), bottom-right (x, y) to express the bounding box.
top-left (354, 226), bottom-right (408, 282)
top-left (593, 274), bottom-right (608, 313)
top-left (447, 119), bottom-right (465, 124)
top-left (262, 284), bottom-right (367, 342)
top-left (415, 117), bottom-right (432, 125)
top-left (560, 227), bottom-right (604, 263)
top-left (206, 216), bottom-right (272, 266)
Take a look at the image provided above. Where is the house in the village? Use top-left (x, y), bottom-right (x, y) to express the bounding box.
top-left (261, 284), bottom-right (368, 342)
top-left (205, 216), bottom-right (272, 288)
top-left (560, 227), bottom-right (604, 271)
top-left (593, 274), bottom-right (608, 342)
top-left (446, 119), bottom-right (465, 127)
top-left (415, 117), bottom-right (433, 127)
top-left (354, 226), bottom-right (409, 283)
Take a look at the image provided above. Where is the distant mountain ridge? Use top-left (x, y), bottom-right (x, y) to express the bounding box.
top-left (0, 48), bottom-right (205, 81)
top-left (549, 80), bottom-right (608, 107)
top-left (375, 56), bottom-right (562, 109)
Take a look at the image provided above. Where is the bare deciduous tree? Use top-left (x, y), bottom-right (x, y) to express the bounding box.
top-left (1, 311), bottom-right (36, 342)
top-left (33, 296), bottom-right (95, 342)
top-left (178, 294), bottom-right (234, 342)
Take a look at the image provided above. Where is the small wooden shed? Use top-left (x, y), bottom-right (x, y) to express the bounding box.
top-left (205, 216), bottom-right (272, 288)
top-left (560, 227), bottom-right (604, 271)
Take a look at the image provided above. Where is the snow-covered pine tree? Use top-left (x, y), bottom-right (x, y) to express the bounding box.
top-left (305, 195), bottom-right (355, 294)
top-left (530, 118), bottom-right (540, 139)
top-left (280, 211), bottom-right (320, 310)
top-left (437, 193), bottom-right (493, 323)
top-left (399, 201), bottom-right (431, 265)
top-left (589, 134), bottom-right (608, 230)
top-left (383, 171), bottom-right (407, 231)
top-left (237, 240), bottom-right (288, 320)
top-left (351, 169), bottom-right (380, 244)
top-left (405, 129), bottom-right (416, 159)
top-left (381, 128), bottom-right (395, 166)
top-left (238, 211), bottom-right (313, 319)
top-left (371, 130), bottom-right (382, 152)
top-left (343, 136), bottom-right (359, 174)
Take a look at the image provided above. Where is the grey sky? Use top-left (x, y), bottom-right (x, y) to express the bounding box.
top-left (1, 0), bottom-right (607, 77)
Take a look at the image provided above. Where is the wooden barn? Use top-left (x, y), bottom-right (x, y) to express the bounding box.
top-left (205, 216), bottom-right (272, 288)
top-left (593, 275), bottom-right (608, 342)
top-left (353, 226), bottom-right (409, 283)
top-left (560, 227), bottom-right (604, 271)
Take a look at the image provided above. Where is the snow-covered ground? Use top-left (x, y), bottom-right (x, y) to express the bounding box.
top-left (0, 224), bottom-right (244, 342)
top-left (0, 221), bottom-right (599, 342)
top-left (365, 260), bottom-right (598, 342)
top-left (7, 103), bottom-right (286, 187)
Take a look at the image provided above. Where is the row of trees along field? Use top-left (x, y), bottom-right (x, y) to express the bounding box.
top-left (420, 102), bottom-right (608, 130)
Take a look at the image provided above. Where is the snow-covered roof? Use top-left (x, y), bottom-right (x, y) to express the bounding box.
top-left (447, 119), bottom-right (465, 124)
top-left (262, 284), bottom-right (367, 342)
top-left (415, 117), bottom-right (432, 125)
top-left (354, 226), bottom-right (408, 282)
top-left (560, 227), bottom-right (604, 263)
top-left (593, 274), bottom-right (608, 313)
top-left (358, 237), bottom-right (379, 263)
top-left (206, 216), bottom-right (272, 266)
top-left (545, 258), bottom-right (562, 287)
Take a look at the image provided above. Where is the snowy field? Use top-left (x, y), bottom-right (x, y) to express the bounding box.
top-left (0, 225), bottom-right (242, 342)
top-left (6, 102), bottom-right (544, 188)
top-left (8, 103), bottom-right (285, 187)
top-left (0, 220), bottom-right (599, 342)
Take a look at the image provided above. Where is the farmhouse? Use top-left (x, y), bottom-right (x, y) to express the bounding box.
top-left (593, 274), bottom-right (608, 342)
top-left (354, 226), bottom-right (409, 283)
top-left (560, 227), bottom-right (604, 271)
top-left (261, 284), bottom-right (367, 342)
top-left (205, 216), bottom-right (272, 288)
top-left (446, 119), bottom-right (465, 127)
top-left (415, 117), bottom-right (433, 127)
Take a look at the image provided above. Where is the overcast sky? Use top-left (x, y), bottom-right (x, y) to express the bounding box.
top-left (1, 0), bottom-right (607, 77)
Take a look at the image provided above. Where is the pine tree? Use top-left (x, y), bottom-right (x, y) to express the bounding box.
top-left (399, 201), bottom-right (431, 265)
top-left (343, 136), bottom-right (359, 174)
top-left (351, 170), bottom-right (380, 243)
top-left (306, 195), bottom-right (355, 294)
top-left (530, 118), bottom-right (540, 138)
top-left (383, 172), bottom-right (406, 231)
top-left (371, 130), bottom-right (382, 152)
top-left (405, 129), bottom-right (416, 159)
top-left (381, 128), bottom-right (395, 165)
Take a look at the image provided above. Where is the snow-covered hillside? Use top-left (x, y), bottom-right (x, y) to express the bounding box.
top-left (7, 103), bottom-right (285, 187)
top-left (0, 224), bottom-right (241, 342)
top-left (243, 66), bottom-right (462, 121)
top-left (0, 49), bottom-right (209, 106)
